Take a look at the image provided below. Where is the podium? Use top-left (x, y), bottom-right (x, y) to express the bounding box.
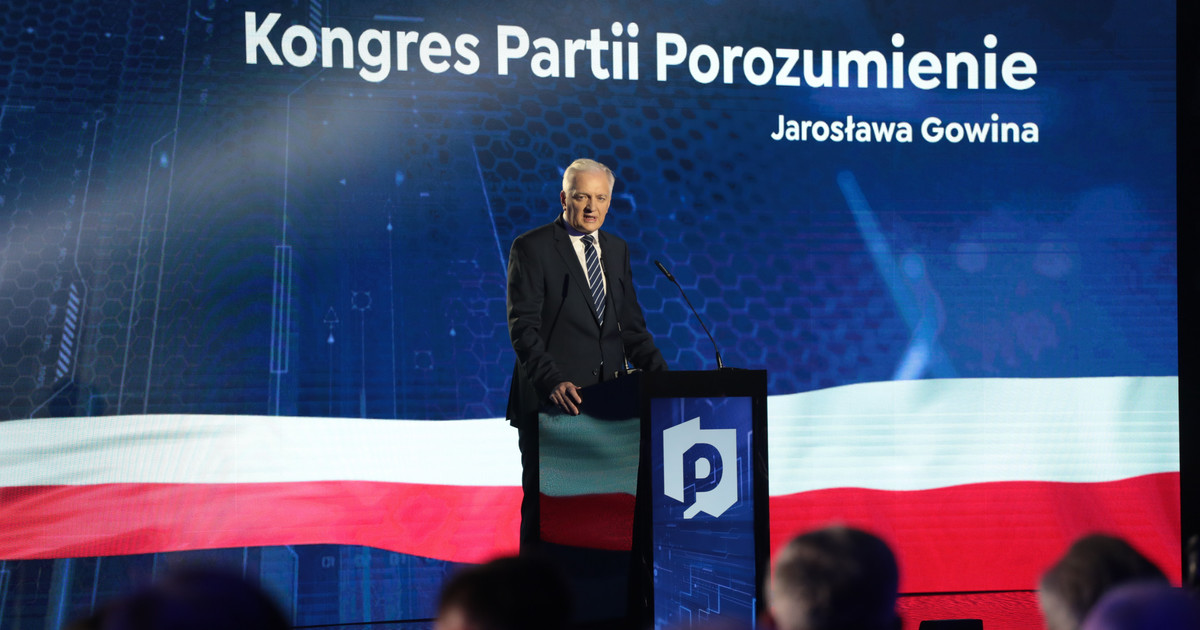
top-left (537, 369), bottom-right (769, 628)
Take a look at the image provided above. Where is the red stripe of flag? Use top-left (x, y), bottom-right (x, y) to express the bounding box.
top-left (0, 481), bottom-right (521, 563)
top-left (1, 473), bottom-right (1179, 596)
top-left (770, 472), bottom-right (1181, 592)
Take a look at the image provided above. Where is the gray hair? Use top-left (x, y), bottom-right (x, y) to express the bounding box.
top-left (562, 158), bottom-right (615, 194)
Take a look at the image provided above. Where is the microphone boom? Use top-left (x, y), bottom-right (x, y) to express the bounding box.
top-left (654, 259), bottom-right (726, 370)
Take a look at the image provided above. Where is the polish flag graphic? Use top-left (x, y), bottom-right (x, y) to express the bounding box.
top-left (0, 376), bottom-right (1177, 593)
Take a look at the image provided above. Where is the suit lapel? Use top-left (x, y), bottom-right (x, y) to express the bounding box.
top-left (598, 231), bottom-right (623, 317)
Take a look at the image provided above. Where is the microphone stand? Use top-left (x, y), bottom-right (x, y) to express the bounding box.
top-left (654, 260), bottom-right (726, 370)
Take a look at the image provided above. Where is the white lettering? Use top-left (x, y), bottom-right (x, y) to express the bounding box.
top-left (945, 52), bottom-right (979, 89)
top-left (803, 50), bottom-right (832, 88)
top-left (281, 25), bottom-right (317, 67)
top-left (771, 114), bottom-right (785, 140)
top-left (358, 29), bottom-right (390, 82)
top-left (245, 12), bottom-right (282, 65)
top-left (564, 38), bottom-right (586, 78)
top-left (722, 46), bottom-right (744, 84)
top-left (689, 44), bottom-right (720, 84)
top-left (395, 32), bottom-right (418, 71)
top-left (838, 50), bottom-right (887, 88)
top-left (531, 37), bottom-right (560, 77)
top-left (321, 28), bottom-right (354, 69)
top-left (497, 25), bottom-right (529, 76)
top-left (775, 48), bottom-right (800, 86)
top-left (586, 28), bottom-right (610, 79)
top-left (1002, 52), bottom-right (1037, 90)
top-left (419, 32), bottom-right (452, 73)
top-left (454, 34), bottom-right (480, 74)
top-left (908, 52), bottom-right (941, 89)
top-left (241, 18), bottom-right (1040, 92)
top-left (657, 33), bottom-right (687, 81)
top-left (921, 117), bottom-right (943, 142)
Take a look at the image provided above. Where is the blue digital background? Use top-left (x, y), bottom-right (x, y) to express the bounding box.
top-left (0, 0), bottom-right (1176, 627)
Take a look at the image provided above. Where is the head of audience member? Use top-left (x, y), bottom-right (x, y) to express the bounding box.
top-left (560, 158), bottom-right (614, 234)
top-left (1038, 534), bottom-right (1168, 630)
top-left (767, 525), bottom-right (901, 630)
top-left (435, 555), bottom-right (571, 630)
top-left (78, 567), bottom-right (290, 630)
top-left (1081, 581), bottom-right (1200, 630)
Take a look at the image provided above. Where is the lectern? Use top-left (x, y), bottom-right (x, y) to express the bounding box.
top-left (537, 369), bottom-right (769, 628)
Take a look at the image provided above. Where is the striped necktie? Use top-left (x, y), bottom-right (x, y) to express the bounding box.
top-left (581, 234), bottom-right (605, 325)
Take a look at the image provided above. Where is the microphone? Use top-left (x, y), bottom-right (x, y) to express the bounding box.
top-left (654, 260), bottom-right (726, 370)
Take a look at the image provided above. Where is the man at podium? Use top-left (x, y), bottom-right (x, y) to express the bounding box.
top-left (505, 157), bottom-right (668, 550)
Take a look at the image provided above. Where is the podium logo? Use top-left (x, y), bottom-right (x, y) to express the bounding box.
top-left (662, 417), bottom-right (738, 519)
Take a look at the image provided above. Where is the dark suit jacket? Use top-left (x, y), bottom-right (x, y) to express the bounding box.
top-left (506, 218), bottom-right (667, 426)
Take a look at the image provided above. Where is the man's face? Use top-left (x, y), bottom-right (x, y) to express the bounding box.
top-left (561, 169), bottom-right (612, 233)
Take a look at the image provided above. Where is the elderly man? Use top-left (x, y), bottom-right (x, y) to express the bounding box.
top-left (505, 158), bottom-right (667, 549)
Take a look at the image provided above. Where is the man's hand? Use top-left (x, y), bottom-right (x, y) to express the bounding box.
top-left (549, 381), bottom-right (583, 415)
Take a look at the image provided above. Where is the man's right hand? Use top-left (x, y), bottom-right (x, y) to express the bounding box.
top-left (549, 381), bottom-right (583, 415)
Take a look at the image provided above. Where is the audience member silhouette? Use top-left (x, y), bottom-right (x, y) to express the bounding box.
top-left (1187, 534), bottom-right (1199, 594)
top-left (435, 555), bottom-right (571, 630)
top-left (1081, 580), bottom-right (1200, 630)
top-left (69, 567), bottom-right (290, 630)
top-left (767, 525), bottom-right (901, 630)
top-left (1038, 534), bottom-right (1168, 630)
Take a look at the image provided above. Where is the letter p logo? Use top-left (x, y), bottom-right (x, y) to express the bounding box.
top-left (662, 417), bottom-right (738, 519)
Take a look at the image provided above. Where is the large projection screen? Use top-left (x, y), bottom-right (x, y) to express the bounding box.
top-left (0, 0), bottom-right (1177, 627)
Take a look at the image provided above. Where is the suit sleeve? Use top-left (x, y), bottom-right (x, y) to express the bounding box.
top-left (507, 236), bottom-right (567, 401)
top-left (617, 247), bottom-right (669, 372)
